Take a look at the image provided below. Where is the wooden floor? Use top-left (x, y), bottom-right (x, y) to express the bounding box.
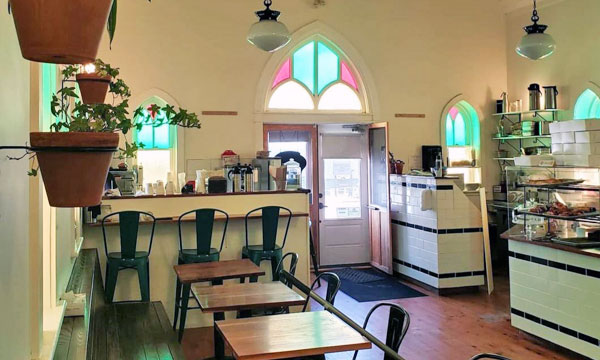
top-left (181, 274), bottom-right (586, 360)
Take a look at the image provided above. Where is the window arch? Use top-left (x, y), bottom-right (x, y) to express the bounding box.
top-left (443, 101), bottom-right (479, 149)
top-left (134, 96), bottom-right (177, 185)
top-left (574, 89), bottom-right (600, 119)
top-left (266, 36), bottom-right (366, 112)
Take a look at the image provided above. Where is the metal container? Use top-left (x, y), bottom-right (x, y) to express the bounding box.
top-left (243, 165), bottom-right (255, 192)
top-left (528, 83), bottom-right (542, 111)
top-left (543, 85), bottom-right (558, 110)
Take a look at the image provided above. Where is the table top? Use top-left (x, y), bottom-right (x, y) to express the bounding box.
top-left (173, 259), bottom-right (265, 284)
top-left (192, 282), bottom-right (306, 312)
top-left (216, 311), bottom-right (371, 360)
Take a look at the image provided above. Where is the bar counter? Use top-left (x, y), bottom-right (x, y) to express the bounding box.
top-left (82, 190), bottom-right (311, 329)
top-left (502, 226), bottom-right (600, 359)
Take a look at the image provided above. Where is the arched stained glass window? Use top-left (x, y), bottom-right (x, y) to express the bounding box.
top-left (446, 106), bottom-right (469, 146)
top-left (268, 37), bottom-right (365, 112)
top-left (574, 89), bottom-right (600, 119)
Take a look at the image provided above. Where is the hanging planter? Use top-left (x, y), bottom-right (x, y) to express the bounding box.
top-left (11, 59), bottom-right (202, 208)
top-left (76, 73), bottom-right (111, 104)
top-left (31, 132), bottom-right (119, 207)
top-left (9, 0), bottom-right (113, 64)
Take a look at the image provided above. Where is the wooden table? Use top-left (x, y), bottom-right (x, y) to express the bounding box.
top-left (193, 282), bottom-right (306, 359)
top-left (172, 259), bottom-right (265, 342)
top-left (216, 311), bottom-right (372, 360)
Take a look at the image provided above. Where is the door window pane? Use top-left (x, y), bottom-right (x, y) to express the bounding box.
top-left (369, 127), bottom-right (388, 208)
top-left (323, 159), bottom-right (361, 219)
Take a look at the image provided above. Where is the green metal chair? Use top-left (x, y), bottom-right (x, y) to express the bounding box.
top-left (242, 206), bottom-right (292, 282)
top-left (352, 303), bottom-right (410, 360)
top-left (250, 252), bottom-right (299, 318)
top-left (177, 208), bottom-right (229, 265)
top-left (301, 272), bottom-right (341, 312)
top-left (102, 211), bottom-right (156, 303)
top-left (173, 208), bottom-right (229, 332)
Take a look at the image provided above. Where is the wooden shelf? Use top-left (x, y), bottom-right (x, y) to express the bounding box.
top-left (492, 109), bottom-right (563, 116)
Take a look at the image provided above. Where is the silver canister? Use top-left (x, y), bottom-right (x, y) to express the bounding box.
top-left (543, 85), bottom-right (558, 110)
top-left (528, 83), bottom-right (542, 111)
top-left (243, 165), bottom-right (255, 192)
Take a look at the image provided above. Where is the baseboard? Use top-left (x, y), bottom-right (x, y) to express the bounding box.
top-left (317, 263), bottom-right (371, 271)
top-left (393, 271), bottom-right (480, 296)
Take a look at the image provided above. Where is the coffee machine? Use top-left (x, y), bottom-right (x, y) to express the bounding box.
top-left (252, 157), bottom-right (282, 191)
top-left (108, 170), bottom-right (136, 195)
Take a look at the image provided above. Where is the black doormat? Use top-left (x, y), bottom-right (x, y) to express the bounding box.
top-left (331, 268), bottom-right (426, 302)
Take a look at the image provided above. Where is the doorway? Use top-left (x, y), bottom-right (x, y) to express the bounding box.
top-left (318, 125), bottom-right (370, 266)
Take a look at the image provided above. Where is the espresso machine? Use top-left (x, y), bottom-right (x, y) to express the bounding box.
top-left (108, 170), bottom-right (136, 195)
top-left (252, 157), bottom-right (282, 191)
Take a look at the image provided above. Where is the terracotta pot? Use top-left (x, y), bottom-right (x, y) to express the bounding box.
top-left (30, 132), bottom-right (119, 208)
top-left (9, 0), bottom-right (113, 64)
top-left (76, 73), bottom-right (111, 104)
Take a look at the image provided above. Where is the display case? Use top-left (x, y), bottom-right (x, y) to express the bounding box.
top-left (505, 165), bottom-right (600, 247)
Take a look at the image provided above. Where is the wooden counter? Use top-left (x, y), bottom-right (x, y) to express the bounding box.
top-left (88, 212), bottom-right (309, 227)
top-left (501, 225), bottom-right (600, 259)
top-left (102, 189), bottom-right (310, 201)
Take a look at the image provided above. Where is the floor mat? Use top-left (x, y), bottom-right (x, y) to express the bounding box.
top-left (331, 268), bottom-right (426, 302)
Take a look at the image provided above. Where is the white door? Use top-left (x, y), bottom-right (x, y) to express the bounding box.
top-left (318, 131), bottom-right (370, 266)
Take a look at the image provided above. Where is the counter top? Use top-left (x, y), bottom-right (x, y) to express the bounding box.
top-left (102, 189), bottom-right (310, 201)
top-left (501, 225), bottom-right (600, 259)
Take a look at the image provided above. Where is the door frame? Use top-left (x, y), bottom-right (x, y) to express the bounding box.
top-left (367, 122), bottom-right (393, 274)
top-left (263, 124), bottom-right (320, 265)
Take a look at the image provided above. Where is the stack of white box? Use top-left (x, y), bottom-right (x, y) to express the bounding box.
top-left (550, 119), bottom-right (600, 166)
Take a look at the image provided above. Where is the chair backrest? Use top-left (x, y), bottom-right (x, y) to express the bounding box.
top-left (470, 354), bottom-right (512, 360)
top-left (245, 206), bottom-right (292, 251)
top-left (178, 208), bottom-right (229, 255)
top-left (276, 252), bottom-right (299, 288)
top-left (102, 211), bottom-right (156, 259)
top-left (302, 272), bottom-right (341, 312)
top-left (352, 303), bottom-right (410, 360)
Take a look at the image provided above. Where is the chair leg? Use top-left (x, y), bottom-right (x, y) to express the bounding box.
top-left (105, 261), bottom-right (119, 303)
top-left (271, 253), bottom-right (283, 281)
top-left (310, 235), bottom-right (321, 287)
top-left (178, 283), bottom-right (192, 342)
top-left (173, 278), bottom-right (182, 330)
top-left (137, 259), bottom-right (150, 302)
top-left (249, 253), bottom-right (262, 283)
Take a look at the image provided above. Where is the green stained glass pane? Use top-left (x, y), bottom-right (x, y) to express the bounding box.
top-left (293, 41), bottom-right (315, 94)
top-left (445, 114), bottom-right (454, 146)
top-left (317, 42), bottom-right (339, 94)
top-left (137, 124), bottom-right (153, 148)
top-left (454, 113), bottom-right (466, 146)
top-left (153, 122), bottom-right (170, 149)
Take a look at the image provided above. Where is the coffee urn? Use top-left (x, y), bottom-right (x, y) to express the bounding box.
top-left (528, 83), bottom-right (542, 110)
top-left (543, 85), bottom-right (558, 110)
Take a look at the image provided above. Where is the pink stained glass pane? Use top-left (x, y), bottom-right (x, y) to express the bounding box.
top-left (449, 106), bottom-right (459, 120)
top-left (272, 59), bottom-right (291, 89)
top-left (341, 61), bottom-right (358, 91)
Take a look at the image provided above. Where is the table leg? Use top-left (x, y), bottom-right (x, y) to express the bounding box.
top-left (214, 312), bottom-right (225, 359)
top-left (177, 283), bottom-right (191, 343)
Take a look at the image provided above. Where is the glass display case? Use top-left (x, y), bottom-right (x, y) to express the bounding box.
top-left (505, 166), bottom-right (600, 246)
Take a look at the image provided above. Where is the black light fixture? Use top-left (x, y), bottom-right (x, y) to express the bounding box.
top-left (247, 0), bottom-right (291, 52)
top-left (516, 0), bottom-right (556, 60)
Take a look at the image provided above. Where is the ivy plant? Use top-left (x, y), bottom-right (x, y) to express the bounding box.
top-left (53, 59), bottom-right (201, 158)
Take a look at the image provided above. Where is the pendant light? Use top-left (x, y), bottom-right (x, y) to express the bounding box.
top-left (516, 0), bottom-right (556, 60)
top-left (247, 0), bottom-right (291, 52)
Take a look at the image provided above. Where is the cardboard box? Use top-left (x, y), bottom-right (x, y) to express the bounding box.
top-left (561, 131), bottom-right (575, 144)
top-left (562, 143), bottom-right (577, 154)
top-left (552, 155), bottom-right (567, 166)
top-left (513, 155), bottom-right (553, 166)
top-left (575, 143), bottom-right (600, 155)
top-left (560, 119), bottom-right (600, 132)
top-left (551, 143), bottom-right (563, 154)
top-left (575, 130), bottom-right (600, 143)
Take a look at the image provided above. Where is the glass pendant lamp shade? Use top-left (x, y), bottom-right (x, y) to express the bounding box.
top-left (516, 32), bottom-right (556, 60)
top-left (516, 0), bottom-right (556, 60)
top-left (247, 0), bottom-right (291, 52)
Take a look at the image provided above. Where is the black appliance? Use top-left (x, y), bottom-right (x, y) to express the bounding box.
top-left (421, 145), bottom-right (442, 171)
top-left (208, 176), bottom-right (227, 194)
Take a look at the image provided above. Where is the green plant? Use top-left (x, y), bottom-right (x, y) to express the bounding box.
top-left (52, 59), bottom-right (201, 158)
top-left (8, 0), bottom-right (151, 48)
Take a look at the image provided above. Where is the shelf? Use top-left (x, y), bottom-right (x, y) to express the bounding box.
top-left (492, 135), bottom-right (551, 141)
top-left (493, 157), bottom-right (514, 161)
top-left (492, 109), bottom-right (563, 116)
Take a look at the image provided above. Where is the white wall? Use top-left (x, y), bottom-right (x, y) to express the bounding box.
top-left (0, 12), bottom-right (31, 360)
top-left (96, 0), bottom-right (508, 189)
top-left (506, 0), bottom-right (599, 119)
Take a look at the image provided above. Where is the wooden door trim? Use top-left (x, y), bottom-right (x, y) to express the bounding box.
top-left (367, 122), bottom-right (393, 274)
top-left (263, 124), bottom-right (320, 266)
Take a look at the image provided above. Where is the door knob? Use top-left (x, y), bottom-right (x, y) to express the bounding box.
top-left (319, 203), bottom-right (328, 209)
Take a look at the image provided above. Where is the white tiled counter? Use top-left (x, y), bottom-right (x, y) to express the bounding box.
top-left (503, 228), bottom-right (600, 359)
top-left (390, 175), bottom-right (485, 293)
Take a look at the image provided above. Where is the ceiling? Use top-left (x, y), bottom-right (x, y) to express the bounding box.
top-left (498, 0), bottom-right (565, 14)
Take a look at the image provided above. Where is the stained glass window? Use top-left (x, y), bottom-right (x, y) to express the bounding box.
top-left (268, 38), bottom-right (364, 111)
top-left (135, 105), bottom-right (172, 149)
top-left (574, 89), bottom-right (600, 119)
top-left (445, 106), bottom-right (471, 146)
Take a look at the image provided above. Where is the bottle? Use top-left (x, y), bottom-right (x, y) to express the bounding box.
top-left (435, 154), bottom-right (443, 177)
top-left (284, 158), bottom-right (301, 190)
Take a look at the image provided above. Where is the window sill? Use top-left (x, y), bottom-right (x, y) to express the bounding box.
top-left (40, 300), bottom-right (67, 360)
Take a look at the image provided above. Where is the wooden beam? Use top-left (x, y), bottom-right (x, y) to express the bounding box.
top-left (201, 111), bottom-right (238, 116)
top-left (394, 113), bottom-right (425, 118)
